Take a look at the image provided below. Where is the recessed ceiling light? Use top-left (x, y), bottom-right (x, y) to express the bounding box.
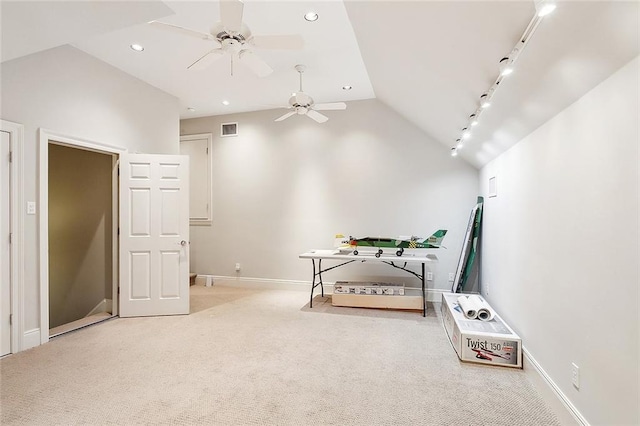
top-left (130, 43), bottom-right (144, 52)
top-left (304, 12), bottom-right (318, 22)
top-left (342, 85), bottom-right (352, 91)
top-left (187, 107), bottom-right (196, 112)
top-left (222, 100), bottom-right (230, 106)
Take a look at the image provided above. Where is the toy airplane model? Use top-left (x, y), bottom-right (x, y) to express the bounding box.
top-left (472, 348), bottom-right (512, 361)
top-left (335, 230), bottom-right (447, 257)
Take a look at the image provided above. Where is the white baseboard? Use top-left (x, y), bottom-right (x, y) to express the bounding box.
top-left (523, 347), bottom-right (589, 426)
top-left (86, 298), bottom-right (110, 317)
top-left (200, 275), bottom-right (311, 291)
top-left (23, 328), bottom-right (40, 351)
top-left (196, 275), bottom-right (448, 302)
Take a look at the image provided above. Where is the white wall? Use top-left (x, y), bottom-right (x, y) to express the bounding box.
top-left (181, 99), bottom-right (479, 292)
top-left (0, 45), bottom-right (179, 341)
top-left (479, 57), bottom-right (639, 425)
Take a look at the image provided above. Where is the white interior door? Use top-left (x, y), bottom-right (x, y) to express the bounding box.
top-left (1, 131), bottom-right (11, 355)
top-left (119, 153), bottom-right (189, 317)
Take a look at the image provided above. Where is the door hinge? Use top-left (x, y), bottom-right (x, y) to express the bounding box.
top-left (9, 314), bottom-right (13, 325)
top-left (117, 227), bottom-right (120, 236)
top-left (206, 147), bottom-right (209, 154)
top-left (8, 233), bottom-right (12, 244)
top-left (8, 151), bottom-right (12, 163)
top-left (118, 287), bottom-right (120, 295)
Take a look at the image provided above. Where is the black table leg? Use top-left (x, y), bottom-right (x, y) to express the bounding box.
top-left (422, 262), bottom-right (426, 317)
top-left (319, 259), bottom-right (324, 297)
top-left (310, 259), bottom-right (317, 308)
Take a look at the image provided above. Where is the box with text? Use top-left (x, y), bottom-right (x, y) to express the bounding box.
top-left (441, 293), bottom-right (522, 368)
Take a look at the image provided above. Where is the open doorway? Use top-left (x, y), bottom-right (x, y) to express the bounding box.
top-left (47, 142), bottom-right (118, 337)
top-left (38, 129), bottom-right (190, 348)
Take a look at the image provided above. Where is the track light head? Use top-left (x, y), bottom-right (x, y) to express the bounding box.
top-left (535, 0), bottom-right (557, 17)
top-left (480, 93), bottom-right (491, 109)
top-left (499, 56), bottom-right (514, 76)
top-left (451, 148), bottom-right (458, 157)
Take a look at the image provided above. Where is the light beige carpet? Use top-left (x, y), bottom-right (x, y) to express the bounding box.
top-left (0, 284), bottom-right (562, 425)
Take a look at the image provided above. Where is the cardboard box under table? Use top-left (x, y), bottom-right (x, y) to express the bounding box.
top-left (332, 281), bottom-right (423, 310)
top-left (441, 293), bottom-right (522, 368)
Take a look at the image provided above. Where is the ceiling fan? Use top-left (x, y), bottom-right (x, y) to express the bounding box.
top-left (275, 65), bottom-right (347, 123)
top-left (149, 0), bottom-right (303, 77)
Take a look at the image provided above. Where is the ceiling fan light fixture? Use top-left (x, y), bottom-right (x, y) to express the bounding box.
top-left (187, 107), bottom-right (196, 112)
top-left (342, 85), bottom-right (352, 91)
top-left (130, 43), bottom-right (144, 52)
top-left (535, 0), bottom-right (557, 17)
top-left (304, 12), bottom-right (319, 22)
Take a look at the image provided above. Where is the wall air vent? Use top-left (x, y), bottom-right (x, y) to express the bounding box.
top-left (220, 122), bottom-right (238, 137)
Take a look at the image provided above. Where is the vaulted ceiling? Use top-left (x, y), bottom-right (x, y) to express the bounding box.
top-left (2, 1), bottom-right (638, 167)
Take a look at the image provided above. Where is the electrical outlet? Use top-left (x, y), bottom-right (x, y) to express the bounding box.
top-left (426, 272), bottom-right (433, 281)
top-left (571, 363), bottom-right (580, 389)
top-left (448, 273), bottom-right (455, 282)
top-left (235, 263), bottom-right (241, 272)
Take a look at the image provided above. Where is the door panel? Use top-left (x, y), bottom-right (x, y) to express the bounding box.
top-left (119, 153), bottom-right (189, 317)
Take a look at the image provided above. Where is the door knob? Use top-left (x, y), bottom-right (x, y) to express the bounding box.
top-left (180, 240), bottom-right (187, 246)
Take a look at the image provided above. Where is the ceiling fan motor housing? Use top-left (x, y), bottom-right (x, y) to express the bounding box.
top-left (211, 22), bottom-right (251, 44)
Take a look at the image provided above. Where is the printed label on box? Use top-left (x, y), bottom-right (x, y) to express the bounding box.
top-left (461, 337), bottom-right (520, 366)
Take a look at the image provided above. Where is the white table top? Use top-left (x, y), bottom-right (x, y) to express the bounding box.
top-left (299, 250), bottom-right (438, 263)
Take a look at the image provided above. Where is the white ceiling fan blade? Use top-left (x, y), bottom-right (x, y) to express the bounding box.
top-left (238, 50), bottom-right (273, 77)
top-left (275, 111), bottom-right (296, 122)
top-left (251, 35), bottom-right (304, 50)
top-left (220, 0), bottom-right (244, 34)
top-left (187, 49), bottom-right (226, 70)
top-left (313, 102), bottom-right (347, 111)
top-left (306, 110), bottom-right (329, 123)
top-left (148, 21), bottom-right (218, 44)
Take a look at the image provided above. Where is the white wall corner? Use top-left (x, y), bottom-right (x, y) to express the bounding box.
top-left (523, 347), bottom-right (589, 426)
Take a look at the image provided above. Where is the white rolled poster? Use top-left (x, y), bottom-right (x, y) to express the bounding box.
top-left (469, 294), bottom-right (496, 321)
top-left (457, 295), bottom-right (479, 319)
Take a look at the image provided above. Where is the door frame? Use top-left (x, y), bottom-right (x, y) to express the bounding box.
top-left (38, 129), bottom-right (124, 345)
top-left (0, 120), bottom-right (24, 354)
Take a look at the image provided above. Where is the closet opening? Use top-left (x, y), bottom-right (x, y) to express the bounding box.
top-left (48, 142), bottom-right (118, 337)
